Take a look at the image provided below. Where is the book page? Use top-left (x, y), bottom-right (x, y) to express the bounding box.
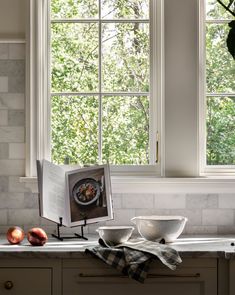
top-left (65, 165), bottom-right (113, 227)
top-left (41, 160), bottom-right (68, 226)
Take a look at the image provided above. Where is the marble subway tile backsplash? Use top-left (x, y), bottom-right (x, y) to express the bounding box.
top-left (219, 194), bottom-right (235, 209)
top-left (155, 194), bottom-right (186, 209)
top-left (0, 176), bottom-right (8, 192)
top-left (186, 194), bottom-right (218, 209)
top-left (202, 209), bottom-right (234, 226)
top-left (0, 159), bottom-right (25, 176)
top-left (0, 93), bottom-right (25, 109)
top-left (9, 143), bottom-right (25, 159)
top-left (0, 110), bottom-right (8, 125)
top-left (0, 77), bottom-right (8, 92)
top-left (8, 110), bottom-right (25, 126)
top-left (122, 194), bottom-right (154, 209)
top-left (0, 210), bottom-right (8, 225)
top-left (0, 143), bottom-right (9, 159)
top-left (0, 126), bottom-right (24, 143)
top-left (8, 209), bottom-right (40, 226)
top-left (0, 42), bottom-right (235, 236)
top-left (0, 44), bottom-right (8, 59)
top-left (85, 193), bottom-right (235, 235)
top-left (9, 44), bottom-right (25, 60)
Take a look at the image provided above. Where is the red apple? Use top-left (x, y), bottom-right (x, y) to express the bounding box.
top-left (7, 226), bottom-right (25, 244)
top-left (27, 227), bottom-right (48, 246)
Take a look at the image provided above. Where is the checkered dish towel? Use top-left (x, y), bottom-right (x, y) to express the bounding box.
top-left (85, 238), bottom-right (182, 283)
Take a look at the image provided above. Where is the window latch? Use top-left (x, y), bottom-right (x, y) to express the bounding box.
top-left (155, 132), bottom-right (159, 163)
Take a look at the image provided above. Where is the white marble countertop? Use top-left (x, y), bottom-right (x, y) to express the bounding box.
top-left (0, 235), bottom-right (235, 259)
top-left (169, 236), bottom-right (235, 258)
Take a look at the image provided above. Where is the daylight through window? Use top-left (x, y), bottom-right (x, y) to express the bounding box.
top-left (205, 0), bottom-right (235, 166)
top-left (50, 0), bottom-right (153, 166)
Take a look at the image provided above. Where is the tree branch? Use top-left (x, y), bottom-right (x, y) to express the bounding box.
top-left (216, 0), bottom-right (235, 17)
top-left (78, 34), bottom-right (118, 82)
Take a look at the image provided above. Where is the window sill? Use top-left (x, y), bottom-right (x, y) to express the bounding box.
top-left (20, 176), bottom-right (235, 194)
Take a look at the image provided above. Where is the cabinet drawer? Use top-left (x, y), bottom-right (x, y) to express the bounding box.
top-left (63, 258), bottom-right (217, 295)
top-left (0, 268), bottom-right (52, 295)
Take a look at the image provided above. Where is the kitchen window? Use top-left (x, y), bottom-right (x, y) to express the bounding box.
top-left (26, 0), bottom-right (164, 177)
top-left (22, 0), bottom-right (235, 193)
top-left (200, 0), bottom-right (235, 175)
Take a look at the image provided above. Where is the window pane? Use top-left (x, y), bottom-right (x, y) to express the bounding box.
top-left (51, 23), bottom-right (99, 92)
top-left (206, 24), bottom-right (235, 93)
top-left (101, 0), bottom-right (149, 19)
top-left (51, 96), bottom-right (99, 165)
top-left (51, 0), bottom-right (99, 19)
top-left (207, 96), bottom-right (235, 165)
top-left (206, 0), bottom-right (234, 20)
top-left (102, 23), bottom-right (149, 92)
top-left (102, 96), bottom-right (149, 164)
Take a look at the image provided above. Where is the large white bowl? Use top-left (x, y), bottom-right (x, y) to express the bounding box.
top-left (131, 216), bottom-right (187, 243)
top-left (96, 226), bottom-right (134, 245)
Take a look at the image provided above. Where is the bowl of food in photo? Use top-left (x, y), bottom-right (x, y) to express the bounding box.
top-left (72, 178), bottom-right (101, 206)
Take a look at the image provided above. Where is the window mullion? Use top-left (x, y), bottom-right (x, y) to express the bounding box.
top-left (51, 19), bottom-right (149, 23)
top-left (205, 19), bottom-right (233, 24)
top-left (202, 0), bottom-right (235, 171)
top-left (98, 0), bottom-right (102, 164)
top-left (206, 93), bottom-right (235, 97)
top-left (51, 92), bottom-right (150, 96)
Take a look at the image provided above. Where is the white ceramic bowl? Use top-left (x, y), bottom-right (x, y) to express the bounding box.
top-left (131, 216), bottom-right (188, 243)
top-left (96, 226), bottom-right (134, 245)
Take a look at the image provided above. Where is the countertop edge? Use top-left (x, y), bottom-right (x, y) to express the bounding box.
top-left (0, 235), bottom-right (235, 259)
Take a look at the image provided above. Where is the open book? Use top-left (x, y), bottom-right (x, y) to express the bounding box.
top-left (37, 160), bottom-right (113, 227)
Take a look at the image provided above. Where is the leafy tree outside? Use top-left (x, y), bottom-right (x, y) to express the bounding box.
top-left (206, 0), bottom-right (235, 165)
top-left (50, 0), bottom-right (235, 167)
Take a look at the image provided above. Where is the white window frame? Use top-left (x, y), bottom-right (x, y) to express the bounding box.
top-left (199, 0), bottom-right (235, 176)
top-left (22, 0), bottom-right (235, 193)
top-left (25, 0), bottom-right (165, 178)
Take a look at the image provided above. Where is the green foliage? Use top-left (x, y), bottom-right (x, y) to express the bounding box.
top-left (51, 0), bottom-right (149, 165)
top-left (102, 96), bottom-right (149, 164)
top-left (101, 0), bottom-right (149, 19)
top-left (102, 23), bottom-right (149, 92)
top-left (206, 0), bottom-right (235, 165)
top-left (207, 97), bottom-right (235, 165)
top-left (51, 95), bottom-right (99, 165)
top-left (51, 0), bottom-right (98, 19)
top-left (209, 0), bottom-right (235, 59)
top-left (51, 23), bottom-right (99, 92)
top-left (206, 23), bottom-right (235, 93)
top-left (207, 0), bottom-right (234, 19)
top-left (50, 0), bottom-right (235, 166)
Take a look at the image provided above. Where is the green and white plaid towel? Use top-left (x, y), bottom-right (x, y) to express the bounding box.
top-left (85, 238), bottom-right (182, 283)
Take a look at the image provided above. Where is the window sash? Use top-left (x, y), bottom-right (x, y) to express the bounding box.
top-left (50, 2), bottom-right (150, 166)
top-left (199, 0), bottom-right (235, 175)
top-left (25, 0), bottom-right (164, 177)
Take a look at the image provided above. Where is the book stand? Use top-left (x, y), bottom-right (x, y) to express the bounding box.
top-left (52, 217), bottom-right (88, 241)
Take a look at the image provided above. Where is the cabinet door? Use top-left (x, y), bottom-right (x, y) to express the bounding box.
top-left (63, 258), bottom-right (217, 295)
top-left (0, 268), bottom-right (52, 295)
top-left (229, 259), bottom-right (235, 295)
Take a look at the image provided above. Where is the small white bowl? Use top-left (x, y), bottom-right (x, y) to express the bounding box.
top-left (131, 216), bottom-right (187, 243)
top-left (96, 226), bottom-right (134, 245)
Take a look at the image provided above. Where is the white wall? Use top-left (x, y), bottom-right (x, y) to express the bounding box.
top-left (165, 0), bottom-right (198, 176)
top-left (0, 0), bottom-right (26, 38)
top-left (0, 0), bottom-right (235, 235)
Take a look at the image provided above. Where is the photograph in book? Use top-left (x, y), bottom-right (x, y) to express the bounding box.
top-left (66, 165), bottom-right (113, 226)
